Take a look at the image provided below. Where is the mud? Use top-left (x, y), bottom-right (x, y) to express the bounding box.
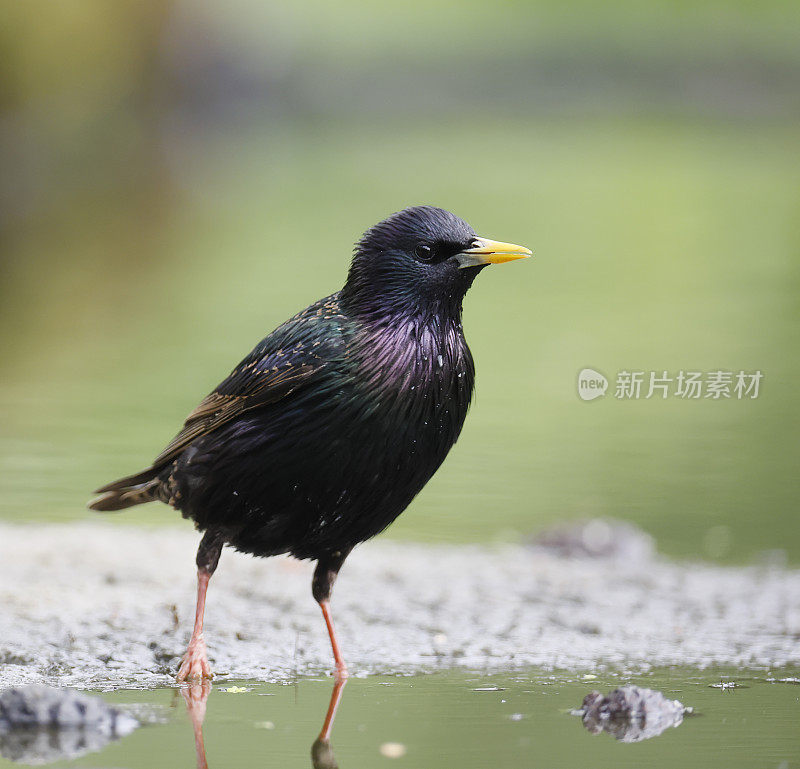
top-left (1, 522), bottom-right (798, 689)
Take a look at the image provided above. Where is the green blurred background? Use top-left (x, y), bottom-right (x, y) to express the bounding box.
top-left (1, 0), bottom-right (798, 563)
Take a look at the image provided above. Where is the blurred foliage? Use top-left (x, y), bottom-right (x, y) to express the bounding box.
top-left (0, 0), bottom-right (798, 563)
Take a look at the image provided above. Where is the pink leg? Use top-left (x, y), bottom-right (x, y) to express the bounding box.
top-left (177, 569), bottom-right (213, 682)
top-left (319, 600), bottom-right (349, 680)
top-left (312, 555), bottom-right (350, 679)
top-left (177, 532), bottom-right (223, 682)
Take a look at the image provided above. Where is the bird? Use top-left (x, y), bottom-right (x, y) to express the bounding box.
top-left (89, 205), bottom-right (530, 682)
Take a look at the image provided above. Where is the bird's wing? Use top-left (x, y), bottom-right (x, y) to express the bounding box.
top-left (150, 294), bottom-right (349, 469)
top-left (151, 349), bottom-right (325, 468)
top-left (92, 295), bottom-right (346, 496)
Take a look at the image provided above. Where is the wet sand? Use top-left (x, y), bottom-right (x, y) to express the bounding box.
top-left (1, 523), bottom-right (798, 689)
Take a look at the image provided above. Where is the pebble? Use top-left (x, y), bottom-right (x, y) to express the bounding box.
top-left (379, 742), bottom-right (407, 758)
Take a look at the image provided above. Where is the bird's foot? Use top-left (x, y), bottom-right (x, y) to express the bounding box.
top-left (177, 636), bottom-right (213, 682)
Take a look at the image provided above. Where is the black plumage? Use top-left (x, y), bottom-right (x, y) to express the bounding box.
top-left (90, 205), bottom-right (530, 680)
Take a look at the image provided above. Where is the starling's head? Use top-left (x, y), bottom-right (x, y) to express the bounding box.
top-left (342, 205), bottom-right (530, 319)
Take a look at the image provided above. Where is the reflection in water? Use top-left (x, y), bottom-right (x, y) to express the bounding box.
top-left (310, 677), bottom-right (347, 769)
top-left (182, 682), bottom-right (212, 769)
top-left (0, 685), bottom-right (139, 765)
top-left (0, 726), bottom-right (125, 765)
top-left (182, 677), bottom-right (348, 769)
top-left (578, 686), bottom-right (687, 743)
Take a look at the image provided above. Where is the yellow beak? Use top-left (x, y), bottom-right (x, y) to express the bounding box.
top-left (456, 237), bottom-right (532, 268)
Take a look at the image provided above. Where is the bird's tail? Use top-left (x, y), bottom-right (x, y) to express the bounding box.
top-left (88, 468), bottom-right (163, 512)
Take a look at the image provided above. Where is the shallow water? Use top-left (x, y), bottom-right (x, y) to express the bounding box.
top-left (1, 669), bottom-right (797, 768)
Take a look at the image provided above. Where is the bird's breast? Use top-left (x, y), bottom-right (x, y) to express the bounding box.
top-left (348, 318), bottom-right (475, 449)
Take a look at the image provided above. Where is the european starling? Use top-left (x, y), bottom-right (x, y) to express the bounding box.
top-left (89, 205), bottom-right (530, 681)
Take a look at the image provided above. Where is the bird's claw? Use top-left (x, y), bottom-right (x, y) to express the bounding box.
top-left (177, 636), bottom-right (213, 682)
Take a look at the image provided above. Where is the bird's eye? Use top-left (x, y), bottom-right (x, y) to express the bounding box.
top-left (415, 244), bottom-right (434, 261)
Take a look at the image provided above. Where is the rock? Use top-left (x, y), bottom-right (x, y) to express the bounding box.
top-left (0, 685), bottom-right (138, 764)
top-left (531, 518), bottom-right (656, 561)
top-left (0, 685), bottom-right (137, 733)
top-left (577, 685), bottom-right (687, 742)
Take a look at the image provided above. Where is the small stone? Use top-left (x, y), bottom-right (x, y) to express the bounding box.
top-left (0, 685), bottom-right (137, 734)
top-left (531, 518), bottom-right (655, 561)
top-left (379, 742), bottom-right (407, 758)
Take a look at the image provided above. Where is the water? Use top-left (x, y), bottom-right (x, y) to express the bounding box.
top-left (1, 669), bottom-right (797, 768)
